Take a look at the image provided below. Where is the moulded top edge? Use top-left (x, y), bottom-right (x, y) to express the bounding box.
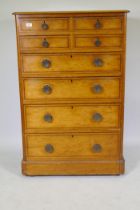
top-left (12, 10), bottom-right (130, 15)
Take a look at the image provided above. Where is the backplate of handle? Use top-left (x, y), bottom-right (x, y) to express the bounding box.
top-left (92, 144), bottom-right (102, 152)
top-left (42, 39), bottom-right (49, 48)
top-left (45, 144), bottom-right (54, 153)
top-left (42, 21), bottom-right (49, 30)
top-left (43, 84), bottom-right (52, 94)
top-left (92, 84), bottom-right (103, 93)
top-left (95, 19), bottom-right (102, 29)
top-left (42, 59), bottom-right (51, 68)
top-left (44, 114), bottom-right (53, 123)
top-left (94, 38), bottom-right (101, 47)
top-left (92, 113), bottom-right (103, 122)
top-left (93, 58), bottom-right (103, 67)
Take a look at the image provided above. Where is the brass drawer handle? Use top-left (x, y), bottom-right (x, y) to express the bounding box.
top-left (42, 21), bottom-right (49, 30)
top-left (45, 144), bottom-right (54, 153)
top-left (95, 38), bottom-right (101, 47)
top-left (42, 39), bottom-right (49, 48)
top-left (42, 59), bottom-right (51, 68)
top-left (92, 144), bottom-right (102, 152)
top-left (95, 19), bottom-right (102, 29)
top-left (92, 113), bottom-right (103, 122)
top-left (43, 85), bottom-right (52, 94)
top-left (93, 58), bottom-right (103, 67)
top-left (92, 84), bottom-right (103, 93)
top-left (44, 114), bottom-right (53, 123)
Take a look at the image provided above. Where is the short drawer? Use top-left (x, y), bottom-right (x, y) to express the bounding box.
top-left (74, 35), bottom-right (122, 50)
top-left (26, 133), bottom-right (120, 160)
top-left (74, 16), bottom-right (123, 33)
top-left (20, 35), bottom-right (70, 50)
top-left (25, 105), bottom-right (120, 131)
top-left (23, 77), bottom-right (120, 101)
top-left (18, 17), bottom-right (69, 34)
top-left (21, 53), bottom-right (121, 75)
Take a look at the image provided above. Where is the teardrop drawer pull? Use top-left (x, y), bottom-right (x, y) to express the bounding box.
top-left (45, 144), bottom-right (54, 153)
top-left (44, 114), bottom-right (53, 123)
top-left (92, 144), bottom-right (102, 152)
top-left (92, 113), bottom-right (103, 122)
top-left (43, 85), bottom-right (52, 94)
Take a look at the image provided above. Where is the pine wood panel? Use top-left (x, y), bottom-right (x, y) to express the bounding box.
top-left (23, 77), bottom-right (120, 100)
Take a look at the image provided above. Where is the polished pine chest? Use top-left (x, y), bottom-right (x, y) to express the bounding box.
top-left (13, 10), bottom-right (129, 175)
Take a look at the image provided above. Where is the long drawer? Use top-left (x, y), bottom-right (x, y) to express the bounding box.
top-left (24, 105), bottom-right (120, 131)
top-left (23, 77), bottom-right (120, 100)
top-left (21, 53), bottom-right (121, 75)
top-left (26, 133), bottom-right (120, 160)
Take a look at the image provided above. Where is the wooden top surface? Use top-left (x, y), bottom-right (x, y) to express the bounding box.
top-left (12, 10), bottom-right (130, 15)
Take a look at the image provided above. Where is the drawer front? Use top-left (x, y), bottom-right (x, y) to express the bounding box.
top-left (24, 78), bottom-right (120, 100)
top-left (75, 35), bottom-right (122, 49)
top-left (22, 54), bottom-right (121, 74)
top-left (25, 105), bottom-right (120, 130)
top-left (74, 17), bottom-right (123, 33)
top-left (18, 18), bottom-right (69, 33)
top-left (26, 133), bottom-right (120, 160)
top-left (20, 36), bottom-right (70, 50)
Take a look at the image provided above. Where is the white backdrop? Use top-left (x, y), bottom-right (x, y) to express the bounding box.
top-left (0, 1), bottom-right (140, 210)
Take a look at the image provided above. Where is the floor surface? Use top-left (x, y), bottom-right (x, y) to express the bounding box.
top-left (0, 144), bottom-right (140, 210)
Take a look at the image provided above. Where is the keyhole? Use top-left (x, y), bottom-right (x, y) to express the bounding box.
top-left (70, 55), bottom-right (73, 58)
top-left (71, 106), bottom-right (73, 109)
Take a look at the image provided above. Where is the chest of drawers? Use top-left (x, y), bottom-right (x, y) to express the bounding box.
top-left (13, 10), bottom-right (129, 175)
